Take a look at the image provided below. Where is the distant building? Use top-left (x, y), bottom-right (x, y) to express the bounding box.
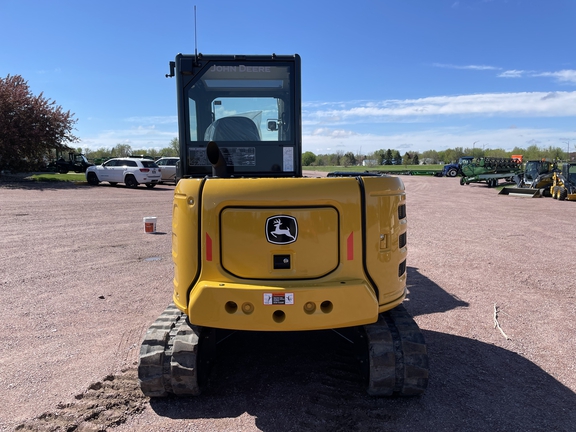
top-left (363, 160), bottom-right (378, 167)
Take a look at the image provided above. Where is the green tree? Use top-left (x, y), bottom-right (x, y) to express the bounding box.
top-left (547, 146), bottom-right (564, 161)
top-left (437, 150), bottom-right (446, 163)
top-left (485, 148), bottom-right (508, 158)
top-left (155, 138), bottom-right (180, 157)
top-left (439, 147), bottom-right (468, 163)
top-left (315, 155), bottom-right (325, 166)
top-left (386, 149), bottom-right (393, 163)
top-left (343, 152), bottom-right (356, 166)
top-left (370, 149), bottom-right (384, 165)
top-left (157, 146), bottom-right (178, 157)
top-left (402, 152), bottom-right (412, 166)
top-left (412, 153), bottom-right (420, 165)
top-left (510, 146), bottom-right (526, 156)
top-left (421, 149), bottom-right (439, 164)
top-left (83, 147), bottom-right (110, 161)
top-left (0, 74), bottom-right (78, 171)
top-left (170, 137), bottom-right (179, 153)
top-left (330, 151), bottom-right (343, 166)
top-left (524, 144), bottom-right (543, 160)
top-left (112, 143), bottom-right (132, 157)
top-left (302, 151), bottom-right (317, 166)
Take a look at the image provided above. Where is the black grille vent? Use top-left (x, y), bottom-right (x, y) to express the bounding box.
top-left (398, 260), bottom-right (406, 277)
top-left (399, 232), bottom-right (407, 249)
top-left (398, 204), bottom-right (406, 220)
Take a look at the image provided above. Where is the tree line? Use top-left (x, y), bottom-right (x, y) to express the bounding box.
top-left (303, 145), bottom-right (571, 167)
top-left (78, 138), bottom-right (179, 163)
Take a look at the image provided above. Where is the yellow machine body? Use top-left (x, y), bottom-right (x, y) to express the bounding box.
top-left (551, 166), bottom-right (576, 201)
top-left (172, 175), bottom-right (407, 331)
top-left (139, 55), bottom-right (428, 399)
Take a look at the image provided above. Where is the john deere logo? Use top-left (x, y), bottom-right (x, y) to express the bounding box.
top-left (266, 215), bottom-right (298, 245)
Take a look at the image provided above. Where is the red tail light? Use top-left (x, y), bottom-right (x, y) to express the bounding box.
top-left (140, 168), bottom-right (150, 172)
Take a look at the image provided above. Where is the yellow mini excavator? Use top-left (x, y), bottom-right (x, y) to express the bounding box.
top-left (138, 54), bottom-right (429, 397)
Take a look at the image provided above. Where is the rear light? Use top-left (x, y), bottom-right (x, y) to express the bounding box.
top-left (140, 168), bottom-right (150, 172)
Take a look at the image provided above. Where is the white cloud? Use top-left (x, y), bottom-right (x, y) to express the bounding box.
top-left (432, 63), bottom-right (500, 71)
top-left (432, 64), bottom-right (576, 85)
top-left (533, 69), bottom-right (576, 84)
top-left (36, 68), bottom-right (62, 75)
top-left (303, 126), bottom-right (574, 155)
top-left (80, 125), bottom-right (177, 150)
top-left (124, 115), bottom-right (177, 124)
top-left (498, 70), bottom-right (525, 78)
top-left (498, 69), bottom-right (576, 84)
top-left (311, 128), bottom-right (358, 138)
top-left (306, 91), bottom-right (576, 124)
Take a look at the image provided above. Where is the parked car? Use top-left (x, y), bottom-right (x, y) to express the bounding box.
top-left (155, 157), bottom-right (179, 184)
top-left (86, 157), bottom-right (161, 188)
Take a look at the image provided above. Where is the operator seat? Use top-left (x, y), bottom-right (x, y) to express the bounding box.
top-left (204, 116), bottom-right (261, 141)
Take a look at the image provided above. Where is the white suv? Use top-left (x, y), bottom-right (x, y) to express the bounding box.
top-left (155, 157), bottom-right (179, 184)
top-left (86, 157), bottom-right (161, 188)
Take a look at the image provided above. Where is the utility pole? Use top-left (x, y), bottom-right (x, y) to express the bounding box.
top-left (562, 140), bottom-right (571, 161)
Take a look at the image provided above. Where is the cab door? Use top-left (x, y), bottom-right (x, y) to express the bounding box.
top-left (114, 160), bottom-right (133, 183)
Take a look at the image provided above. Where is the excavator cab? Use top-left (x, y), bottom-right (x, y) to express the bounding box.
top-left (171, 54), bottom-right (301, 178)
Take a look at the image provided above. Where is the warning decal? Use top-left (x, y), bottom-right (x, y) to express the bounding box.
top-left (188, 147), bottom-right (256, 167)
top-left (263, 292), bottom-right (294, 305)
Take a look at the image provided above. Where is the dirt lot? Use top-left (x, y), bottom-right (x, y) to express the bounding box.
top-left (1, 174), bottom-right (575, 432)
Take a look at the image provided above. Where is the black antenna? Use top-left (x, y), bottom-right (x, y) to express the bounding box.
top-left (194, 5), bottom-right (198, 62)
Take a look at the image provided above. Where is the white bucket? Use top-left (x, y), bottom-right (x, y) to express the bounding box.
top-left (143, 217), bottom-right (157, 233)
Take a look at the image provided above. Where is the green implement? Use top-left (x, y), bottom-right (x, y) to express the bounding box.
top-left (459, 157), bottom-right (522, 188)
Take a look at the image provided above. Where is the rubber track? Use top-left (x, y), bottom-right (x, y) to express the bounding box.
top-left (365, 304), bottom-right (429, 396)
top-left (139, 303), bottom-right (427, 397)
top-left (138, 303), bottom-right (202, 397)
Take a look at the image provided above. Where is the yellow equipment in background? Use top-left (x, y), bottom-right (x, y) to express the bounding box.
top-left (499, 159), bottom-right (557, 197)
top-left (551, 163), bottom-right (576, 201)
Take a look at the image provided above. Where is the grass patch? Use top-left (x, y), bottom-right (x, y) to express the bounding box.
top-left (30, 173), bottom-right (86, 182)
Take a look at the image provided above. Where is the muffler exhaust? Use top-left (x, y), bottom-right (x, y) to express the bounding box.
top-left (206, 141), bottom-right (233, 178)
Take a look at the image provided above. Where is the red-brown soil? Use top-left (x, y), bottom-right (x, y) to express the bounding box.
top-left (1, 173), bottom-right (574, 431)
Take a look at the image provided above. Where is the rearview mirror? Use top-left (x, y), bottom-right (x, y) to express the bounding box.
top-left (267, 120), bottom-right (278, 131)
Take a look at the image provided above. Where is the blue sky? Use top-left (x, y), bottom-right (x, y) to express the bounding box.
top-left (2, 0), bottom-right (575, 156)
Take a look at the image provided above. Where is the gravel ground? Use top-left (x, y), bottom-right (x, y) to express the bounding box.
top-left (1, 173), bottom-right (575, 432)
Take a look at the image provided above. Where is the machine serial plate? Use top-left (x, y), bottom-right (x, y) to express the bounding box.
top-left (263, 292), bottom-right (294, 305)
